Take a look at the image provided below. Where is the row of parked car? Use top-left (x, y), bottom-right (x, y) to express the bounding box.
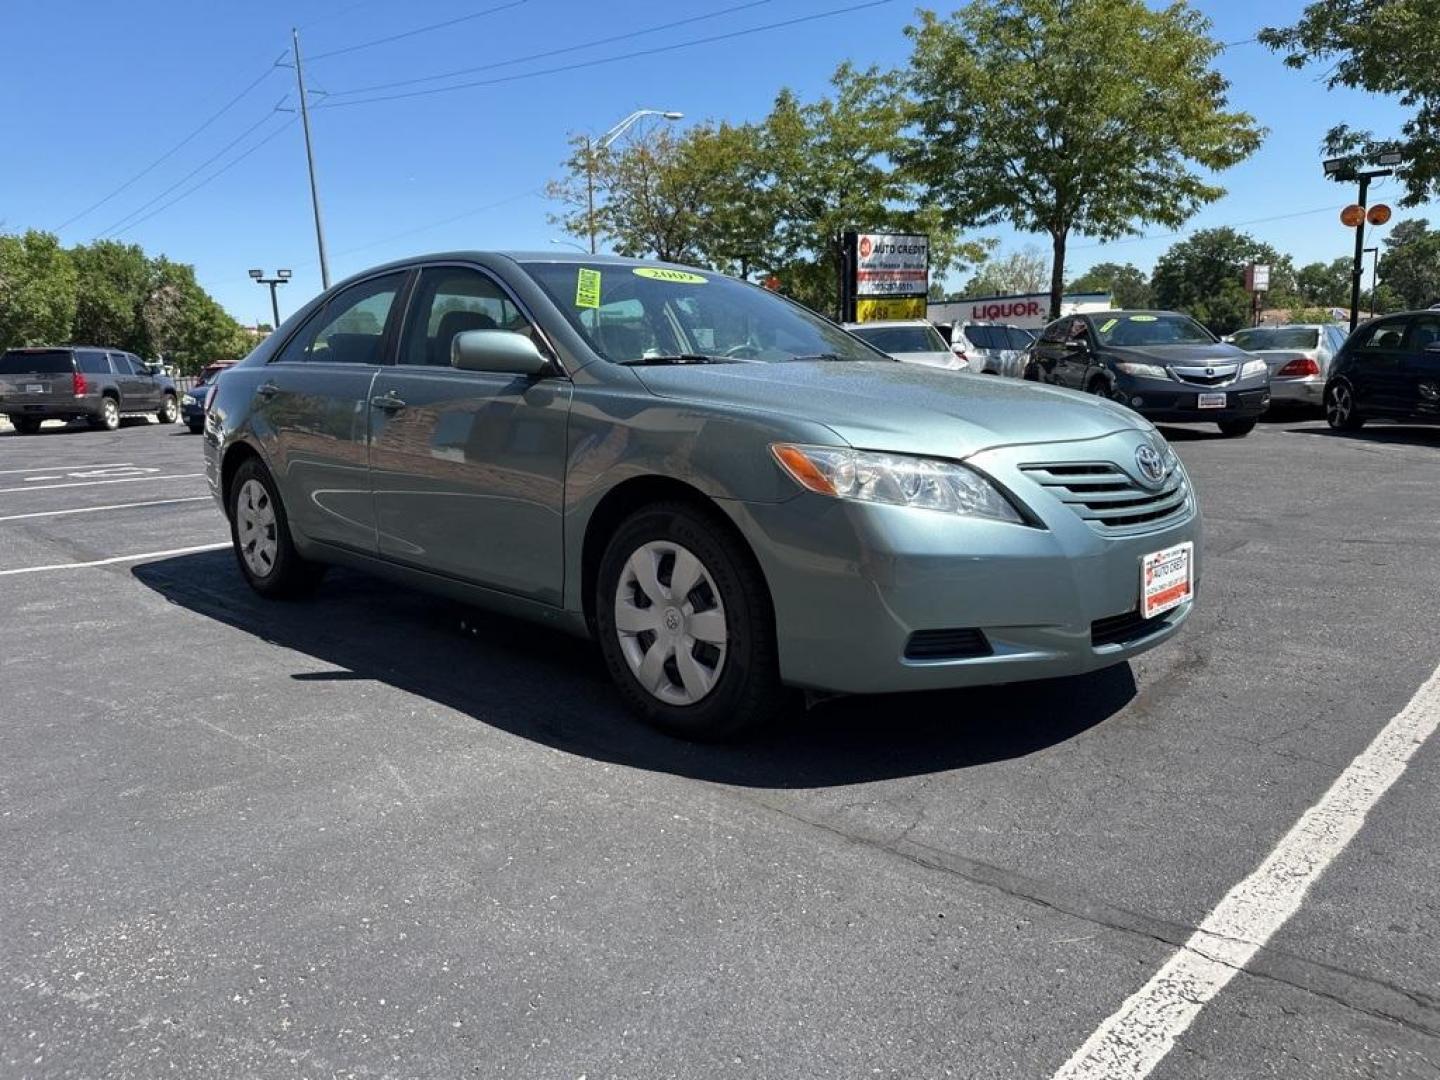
top-left (848, 309), bottom-right (1440, 438)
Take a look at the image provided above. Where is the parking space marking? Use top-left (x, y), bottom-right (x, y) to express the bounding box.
top-left (0, 496), bottom-right (212, 523)
top-left (0, 473), bottom-right (203, 494)
top-left (0, 461), bottom-right (133, 476)
top-left (1052, 662), bottom-right (1440, 1080)
top-left (0, 542), bottom-right (229, 576)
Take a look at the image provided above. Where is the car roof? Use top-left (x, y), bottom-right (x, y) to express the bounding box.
top-left (841, 319), bottom-right (933, 328)
top-left (1086, 310), bottom-right (1187, 321)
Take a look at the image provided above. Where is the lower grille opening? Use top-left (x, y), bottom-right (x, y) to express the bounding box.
top-left (904, 628), bottom-right (993, 661)
top-left (1091, 609), bottom-right (1170, 648)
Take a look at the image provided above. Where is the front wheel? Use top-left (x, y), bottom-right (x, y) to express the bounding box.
top-left (228, 458), bottom-right (326, 598)
top-left (12, 417), bottom-right (41, 435)
top-left (157, 393), bottom-right (178, 424)
top-left (1325, 381), bottom-right (1365, 431)
top-left (595, 502), bottom-right (783, 741)
top-left (1218, 419), bottom-right (1257, 438)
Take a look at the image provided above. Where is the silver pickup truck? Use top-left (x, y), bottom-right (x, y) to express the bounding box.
top-left (0, 346), bottom-right (178, 433)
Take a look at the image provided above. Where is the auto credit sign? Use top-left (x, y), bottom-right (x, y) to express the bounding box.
top-left (855, 233), bottom-right (929, 298)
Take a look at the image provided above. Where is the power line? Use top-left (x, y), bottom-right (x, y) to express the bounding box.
top-left (307, 0), bottom-right (527, 61)
top-left (318, 0), bottom-right (898, 110)
top-left (109, 118), bottom-right (299, 239)
top-left (54, 63), bottom-right (282, 233)
top-left (325, 0), bottom-right (777, 98)
top-left (96, 106), bottom-right (287, 239)
top-left (1069, 205), bottom-right (1345, 251)
top-left (330, 190), bottom-right (541, 259)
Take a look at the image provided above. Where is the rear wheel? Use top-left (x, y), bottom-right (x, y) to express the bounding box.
top-left (228, 458), bottom-right (326, 598)
top-left (1325, 380), bottom-right (1365, 431)
top-left (157, 393), bottom-right (178, 424)
top-left (12, 417), bottom-right (41, 435)
top-left (1218, 419), bottom-right (1257, 438)
top-left (595, 502), bottom-right (783, 741)
top-left (90, 397), bottom-right (120, 431)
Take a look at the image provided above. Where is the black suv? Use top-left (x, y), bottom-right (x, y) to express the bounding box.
top-left (1325, 310), bottom-right (1440, 431)
top-left (1026, 310), bottom-right (1271, 437)
top-left (0, 347), bottom-right (178, 434)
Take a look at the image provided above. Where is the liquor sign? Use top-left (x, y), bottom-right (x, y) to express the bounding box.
top-left (1244, 264), bottom-right (1271, 293)
top-left (842, 231), bottom-right (929, 322)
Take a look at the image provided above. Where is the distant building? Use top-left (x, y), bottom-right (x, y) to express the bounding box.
top-left (928, 291), bottom-right (1112, 331)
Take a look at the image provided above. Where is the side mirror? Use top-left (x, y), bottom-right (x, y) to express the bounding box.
top-left (451, 329), bottom-right (551, 377)
top-left (1062, 339), bottom-right (1087, 351)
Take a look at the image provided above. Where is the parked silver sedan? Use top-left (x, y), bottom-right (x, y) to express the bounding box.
top-left (1228, 324), bottom-right (1347, 412)
top-left (206, 253), bottom-right (1199, 740)
top-left (841, 319), bottom-right (962, 370)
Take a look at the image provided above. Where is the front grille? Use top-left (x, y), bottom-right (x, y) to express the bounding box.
top-left (1171, 364), bottom-right (1238, 387)
top-left (904, 628), bottom-right (992, 661)
top-left (1020, 462), bottom-right (1190, 534)
top-left (1091, 609), bottom-right (1170, 647)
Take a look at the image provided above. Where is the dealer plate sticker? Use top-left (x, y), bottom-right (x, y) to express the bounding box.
top-left (1197, 392), bottom-right (1227, 409)
top-left (25, 384), bottom-right (45, 394)
top-left (1142, 541), bottom-right (1193, 619)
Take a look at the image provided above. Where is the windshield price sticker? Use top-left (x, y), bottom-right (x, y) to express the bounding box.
top-left (1141, 541), bottom-right (1193, 620)
top-left (1129, 314), bottom-right (1158, 322)
top-left (1099, 318), bottom-right (1119, 333)
top-left (575, 268), bottom-right (602, 309)
top-left (633, 268), bottom-right (708, 284)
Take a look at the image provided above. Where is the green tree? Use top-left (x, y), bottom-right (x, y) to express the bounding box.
top-left (1151, 228), bottom-right (1298, 335)
top-left (1294, 258), bottom-right (1353, 307)
top-left (1377, 218), bottom-right (1440, 309)
top-left (0, 230), bottom-right (77, 347)
top-left (962, 247), bottom-right (1048, 296)
top-left (70, 241), bottom-right (151, 352)
top-left (904, 0), bottom-right (1262, 319)
top-left (1067, 262), bottom-right (1152, 308)
top-left (1261, 1), bottom-right (1440, 206)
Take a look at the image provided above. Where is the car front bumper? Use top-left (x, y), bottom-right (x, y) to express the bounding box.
top-left (726, 432), bottom-right (1202, 695)
top-left (1106, 373), bottom-right (1270, 423)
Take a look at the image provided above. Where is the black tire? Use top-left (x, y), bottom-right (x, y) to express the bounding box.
top-left (1325, 380), bottom-right (1365, 431)
top-left (1085, 375), bottom-right (1109, 397)
top-left (595, 501), bottom-right (784, 741)
top-left (89, 396), bottom-right (120, 431)
top-left (188, 419), bottom-right (205, 434)
top-left (1218, 418), bottom-right (1257, 438)
top-left (227, 457), bottom-right (326, 599)
top-left (12, 417), bottom-right (41, 435)
top-left (1022, 363), bottom-right (1040, 382)
top-left (157, 393), bottom-right (178, 424)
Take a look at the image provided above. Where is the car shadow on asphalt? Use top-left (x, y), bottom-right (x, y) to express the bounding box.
top-left (132, 550), bottom-right (1135, 788)
top-left (1282, 424), bottom-right (1440, 448)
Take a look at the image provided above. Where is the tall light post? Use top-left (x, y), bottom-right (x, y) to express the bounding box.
top-left (584, 109), bottom-right (683, 254)
top-left (248, 268), bottom-right (292, 328)
top-left (1364, 246), bottom-right (1380, 317)
top-left (1324, 151), bottom-right (1402, 332)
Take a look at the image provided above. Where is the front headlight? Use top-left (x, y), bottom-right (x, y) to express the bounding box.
top-left (181, 393), bottom-right (196, 406)
top-left (1113, 361), bottom-right (1171, 380)
top-left (771, 444), bottom-right (1024, 524)
top-left (1240, 358), bottom-right (1268, 380)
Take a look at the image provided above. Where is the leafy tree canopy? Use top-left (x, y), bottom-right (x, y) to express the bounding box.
top-left (1151, 227), bottom-right (1298, 335)
top-left (1067, 261), bottom-right (1152, 309)
top-left (1378, 218), bottom-right (1440, 308)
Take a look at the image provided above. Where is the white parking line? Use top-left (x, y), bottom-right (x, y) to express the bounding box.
top-left (0, 461), bottom-right (132, 476)
top-left (0, 496), bottom-right (212, 523)
top-left (0, 542), bottom-right (230, 576)
top-left (1052, 663), bottom-right (1440, 1080)
top-left (0, 473), bottom-right (203, 494)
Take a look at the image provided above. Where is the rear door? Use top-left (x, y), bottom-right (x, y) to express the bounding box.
top-left (1343, 317), bottom-right (1412, 415)
top-left (1400, 313), bottom-right (1440, 419)
top-left (0, 348), bottom-right (75, 407)
top-left (368, 264), bottom-right (570, 604)
top-left (256, 271), bottom-right (409, 554)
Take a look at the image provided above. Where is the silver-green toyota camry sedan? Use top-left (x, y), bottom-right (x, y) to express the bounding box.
top-left (204, 252), bottom-right (1199, 740)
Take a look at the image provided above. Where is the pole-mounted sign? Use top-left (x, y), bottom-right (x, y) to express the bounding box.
top-left (841, 231), bottom-right (929, 323)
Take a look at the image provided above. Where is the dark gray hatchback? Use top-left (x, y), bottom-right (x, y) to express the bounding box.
top-left (0, 346), bottom-right (178, 433)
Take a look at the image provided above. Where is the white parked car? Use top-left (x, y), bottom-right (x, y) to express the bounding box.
top-left (941, 321), bottom-right (1035, 378)
top-left (842, 319), bottom-right (961, 370)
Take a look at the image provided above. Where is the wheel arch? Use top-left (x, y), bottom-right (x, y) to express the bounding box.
top-left (219, 440), bottom-right (266, 521)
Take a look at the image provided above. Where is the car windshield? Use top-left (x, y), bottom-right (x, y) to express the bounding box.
top-left (849, 324), bottom-right (949, 354)
top-left (0, 349), bottom-right (72, 374)
top-left (520, 261), bottom-right (885, 365)
top-left (1094, 313), bottom-right (1215, 347)
top-left (1231, 327), bottom-right (1320, 351)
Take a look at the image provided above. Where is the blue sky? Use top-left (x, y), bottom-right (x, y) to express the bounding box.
top-left (2, 0), bottom-right (1429, 326)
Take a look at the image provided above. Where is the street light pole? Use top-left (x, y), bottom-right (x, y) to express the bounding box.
top-left (1364, 246), bottom-right (1380, 317)
top-left (583, 109), bottom-right (683, 256)
top-left (248, 269), bottom-right (292, 328)
top-left (1325, 152), bottom-right (1401, 333)
top-left (292, 28), bottom-right (331, 290)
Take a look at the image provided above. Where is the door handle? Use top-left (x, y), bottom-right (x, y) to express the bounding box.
top-left (257, 381), bottom-right (280, 398)
top-left (370, 392), bottom-right (406, 412)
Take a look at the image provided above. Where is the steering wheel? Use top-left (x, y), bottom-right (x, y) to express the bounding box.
top-left (724, 343), bottom-right (762, 359)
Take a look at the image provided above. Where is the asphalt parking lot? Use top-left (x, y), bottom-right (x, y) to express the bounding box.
top-left (3, 413), bottom-right (1439, 1079)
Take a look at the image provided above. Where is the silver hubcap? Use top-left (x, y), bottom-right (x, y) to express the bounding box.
top-left (614, 540), bottom-right (727, 706)
top-left (162, 396), bottom-right (176, 420)
top-left (103, 401), bottom-right (117, 426)
top-left (235, 479), bottom-right (279, 578)
top-left (1329, 385), bottom-right (1351, 424)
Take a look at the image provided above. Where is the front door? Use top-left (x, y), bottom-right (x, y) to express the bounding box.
top-left (368, 264), bottom-right (570, 606)
top-left (1054, 317), bottom-right (1094, 388)
top-left (1345, 316), bottom-right (1412, 415)
top-left (111, 353), bottom-right (154, 409)
top-left (255, 271), bottom-right (408, 553)
top-left (1401, 313), bottom-right (1440, 419)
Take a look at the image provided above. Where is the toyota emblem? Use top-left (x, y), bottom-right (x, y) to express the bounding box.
top-left (1134, 443), bottom-right (1167, 487)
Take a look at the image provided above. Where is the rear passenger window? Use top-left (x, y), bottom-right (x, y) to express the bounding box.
top-left (1005, 327), bottom-right (1034, 350)
top-left (1407, 315), bottom-right (1440, 351)
top-left (77, 352), bottom-right (111, 374)
top-left (965, 325), bottom-right (994, 348)
top-left (274, 274), bottom-right (404, 365)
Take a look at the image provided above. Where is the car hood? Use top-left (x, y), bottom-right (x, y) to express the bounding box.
top-left (1105, 342), bottom-right (1249, 367)
top-left (632, 360), bottom-right (1146, 457)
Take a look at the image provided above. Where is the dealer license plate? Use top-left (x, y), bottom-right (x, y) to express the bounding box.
top-left (25, 384), bottom-right (46, 394)
top-left (1142, 542), bottom-right (1193, 619)
top-left (1197, 392), bottom-right (1227, 409)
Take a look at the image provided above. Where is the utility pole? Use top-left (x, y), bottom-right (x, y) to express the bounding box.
top-left (292, 29), bottom-right (331, 290)
top-left (1364, 246), bottom-right (1380, 317)
top-left (584, 136), bottom-right (597, 255)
